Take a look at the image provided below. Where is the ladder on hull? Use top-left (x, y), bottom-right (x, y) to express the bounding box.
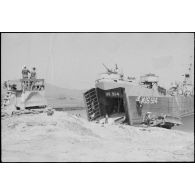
top-left (83, 88), bottom-right (101, 121)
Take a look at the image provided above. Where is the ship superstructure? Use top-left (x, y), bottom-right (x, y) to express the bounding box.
top-left (168, 63), bottom-right (194, 96)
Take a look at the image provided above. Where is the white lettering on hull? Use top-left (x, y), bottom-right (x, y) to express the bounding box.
top-left (136, 96), bottom-right (158, 104)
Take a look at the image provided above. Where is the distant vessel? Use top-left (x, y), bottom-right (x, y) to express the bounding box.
top-left (2, 73), bottom-right (47, 112)
top-left (84, 63), bottom-right (194, 128)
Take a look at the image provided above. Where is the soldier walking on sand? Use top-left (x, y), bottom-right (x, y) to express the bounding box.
top-left (143, 112), bottom-right (151, 126)
top-left (105, 114), bottom-right (109, 124)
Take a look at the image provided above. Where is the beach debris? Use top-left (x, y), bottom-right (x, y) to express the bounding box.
top-left (1, 111), bottom-right (9, 118)
top-left (74, 114), bottom-right (81, 118)
top-left (12, 109), bottom-right (45, 115)
top-left (46, 108), bottom-right (54, 116)
top-left (1, 107), bottom-right (52, 118)
top-left (139, 128), bottom-right (151, 132)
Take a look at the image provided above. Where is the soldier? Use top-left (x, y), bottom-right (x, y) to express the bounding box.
top-left (143, 112), bottom-right (151, 126)
top-left (30, 67), bottom-right (37, 79)
top-left (105, 114), bottom-right (109, 124)
top-left (22, 65), bottom-right (30, 79)
top-left (30, 67), bottom-right (37, 90)
top-left (22, 66), bottom-right (30, 91)
top-left (115, 64), bottom-right (119, 73)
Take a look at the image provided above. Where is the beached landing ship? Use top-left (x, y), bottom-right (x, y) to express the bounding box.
top-left (84, 63), bottom-right (194, 129)
top-left (2, 75), bottom-right (47, 114)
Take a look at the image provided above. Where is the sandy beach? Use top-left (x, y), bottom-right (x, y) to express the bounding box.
top-left (1, 111), bottom-right (194, 162)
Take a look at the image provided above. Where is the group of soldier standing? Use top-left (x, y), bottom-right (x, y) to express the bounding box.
top-left (21, 66), bottom-right (37, 91)
top-left (22, 66), bottom-right (36, 80)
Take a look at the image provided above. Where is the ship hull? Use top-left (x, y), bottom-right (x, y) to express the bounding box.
top-left (15, 90), bottom-right (47, 109)
top-left (127, 95), bottom-right (194, 125)
top-left (83, 80), bottom-right (194, 125)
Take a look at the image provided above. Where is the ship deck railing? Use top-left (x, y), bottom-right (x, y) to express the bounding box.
top-left (5, 79), bottom-right (45, 92)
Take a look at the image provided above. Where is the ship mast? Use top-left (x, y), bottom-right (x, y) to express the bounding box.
top-left (184, 56), bottom-right (193, 85)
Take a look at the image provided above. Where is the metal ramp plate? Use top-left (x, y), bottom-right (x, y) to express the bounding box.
top-left (83, 88), bottom-right (101, 121)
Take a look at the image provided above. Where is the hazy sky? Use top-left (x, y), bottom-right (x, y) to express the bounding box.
top-left (1, 33), bottom-right (194, 89)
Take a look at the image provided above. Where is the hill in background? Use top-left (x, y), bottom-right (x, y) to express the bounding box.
top-left (45, 83), bottom-right (85, 108)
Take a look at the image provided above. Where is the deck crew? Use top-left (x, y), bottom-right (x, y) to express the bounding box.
top-left (22, 66), bottom-right (30, 79)
top-left (115, 64), bottom-right (119, 73)
top-left (30, 67), bottom-right (37, 90)
top-left (22, 66), bottom-right (30, 91)
top-left (30, 67), bottom-right (37, 79)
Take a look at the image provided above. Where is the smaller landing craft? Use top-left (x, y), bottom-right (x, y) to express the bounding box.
top-left (2, 70), bottom-right (48, 116)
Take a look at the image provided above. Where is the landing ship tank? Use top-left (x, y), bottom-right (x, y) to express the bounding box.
top-left (84, 63), bottom-right (194, 128)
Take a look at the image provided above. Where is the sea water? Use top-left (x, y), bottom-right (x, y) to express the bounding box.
top-left (173, 115), bottom-right (194, 132)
